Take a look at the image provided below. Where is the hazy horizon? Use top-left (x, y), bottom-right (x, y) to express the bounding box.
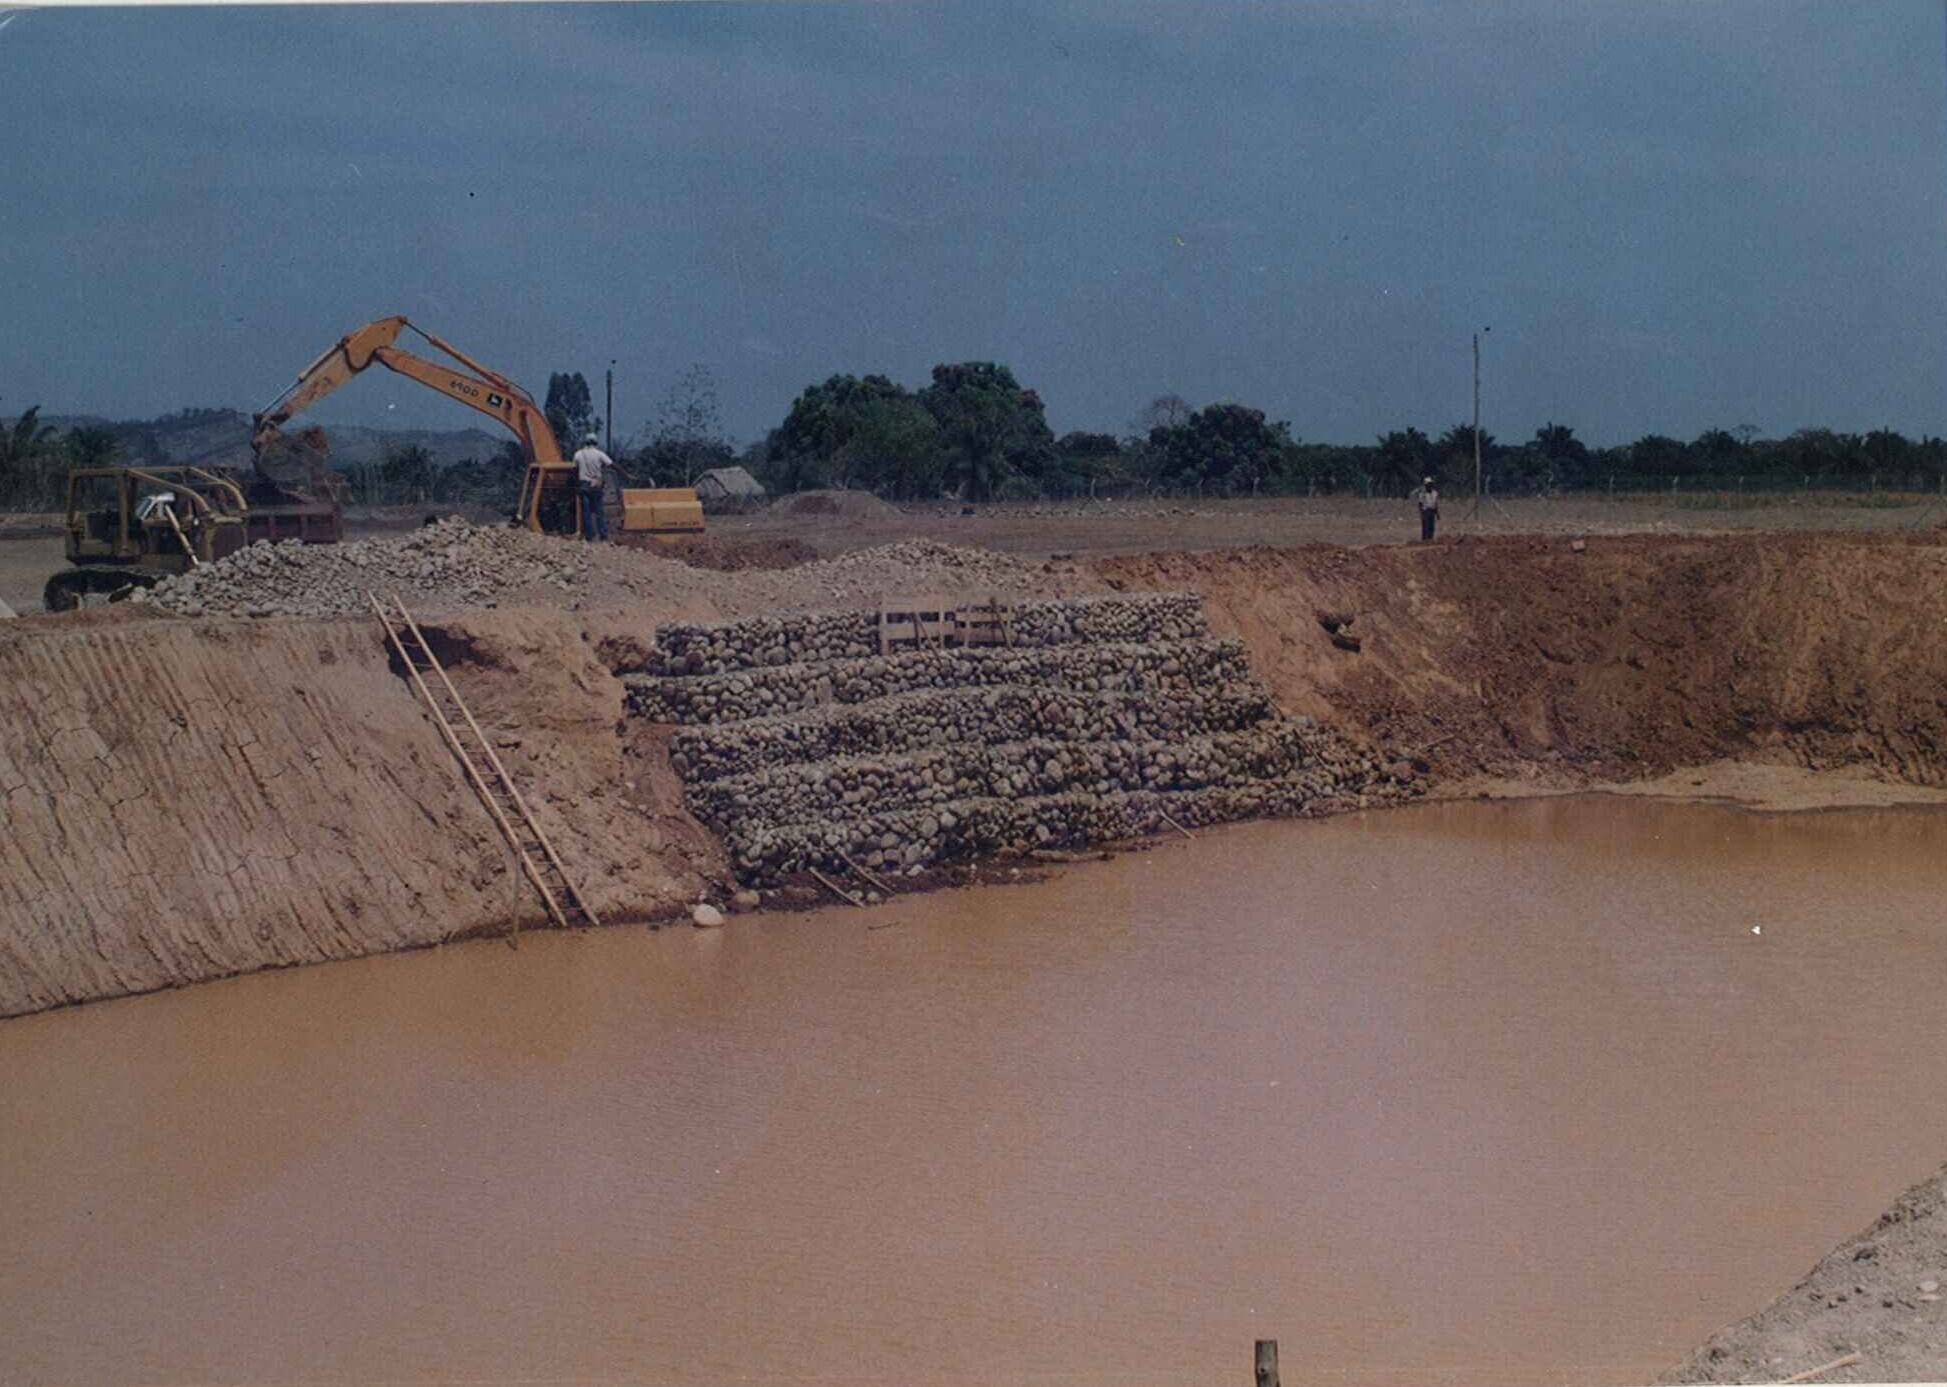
top-left (4, 2), bottom-right (1944, 451)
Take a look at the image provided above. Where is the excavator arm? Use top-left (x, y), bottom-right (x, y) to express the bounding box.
top-left (252, 316), bottom-right (565, 464)
top-left (252, 315), bottom-right (577, 532)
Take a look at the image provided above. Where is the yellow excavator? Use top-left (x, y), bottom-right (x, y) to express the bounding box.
top-left (251, 315), bottom-right (703, 537)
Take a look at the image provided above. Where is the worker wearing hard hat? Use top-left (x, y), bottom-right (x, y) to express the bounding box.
top-left (1414, 475), bottom-right (1440, 542)
top-left (573, 432), bottom-right (612, 542)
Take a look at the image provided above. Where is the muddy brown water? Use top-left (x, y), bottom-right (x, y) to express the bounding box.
top-left (4, 797), bottom-right (1947, 1386)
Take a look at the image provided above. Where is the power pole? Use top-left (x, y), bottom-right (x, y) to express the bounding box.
top-left (605, 362), bottom-right (615, 457)
top-left (1472, 330), bottom-right (1482, 510)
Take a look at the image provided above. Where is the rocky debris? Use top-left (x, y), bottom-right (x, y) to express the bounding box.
top-left (690, 902), bottom-right (725, 928)
top-left (668, 684), bottom-right (1279, 782)
top-left (142, 518), bottom-right (594, 619)
top-left (626, 638), bottom-right (1252, 726)
top-left (630, 591), bottom-right (1419, 885)
top-left (135, 524), bottom-right (1065, 623)
top-left (643, 592), bottom-right (1206, 676)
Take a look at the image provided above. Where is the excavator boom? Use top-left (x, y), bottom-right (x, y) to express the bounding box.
top-left (251, 315), bottom-right (588, 533)
top-left (253, 316), bottom-right (565, 465)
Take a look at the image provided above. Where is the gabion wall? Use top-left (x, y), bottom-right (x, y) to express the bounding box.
top-left (626, 592), bottom-right (1417, 883)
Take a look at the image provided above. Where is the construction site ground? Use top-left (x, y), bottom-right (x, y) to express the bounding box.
top-left (4, 494), bottom-right (1947, 1380)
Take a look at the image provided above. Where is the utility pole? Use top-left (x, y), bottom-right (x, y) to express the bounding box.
top-left (1469, 325), bottom-right (1491, 518)
top-left (1472, 330), bottom-right (1482, 510)
top-left (605, 362), bottom-right (615, 457)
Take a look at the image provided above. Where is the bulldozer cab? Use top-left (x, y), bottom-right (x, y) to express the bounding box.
top-left (62, 467), bottom-right (248, 569)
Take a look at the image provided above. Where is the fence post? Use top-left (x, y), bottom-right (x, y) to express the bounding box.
top-left (1254, 1339), bottom-right (1280, 1387)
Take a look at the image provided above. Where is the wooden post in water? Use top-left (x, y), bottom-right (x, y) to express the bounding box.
top-left (1254, 1339), bottom-right (1280, 1387)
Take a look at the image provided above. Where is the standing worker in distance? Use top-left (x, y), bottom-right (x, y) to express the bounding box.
top-left (573, 431), bottom-right (612, 542)
top-left (1414, 475), bottom-right (1440, 542)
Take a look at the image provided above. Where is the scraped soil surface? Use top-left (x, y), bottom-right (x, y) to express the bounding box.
top-left (1661, 1163), bottom-right (1947, 1383)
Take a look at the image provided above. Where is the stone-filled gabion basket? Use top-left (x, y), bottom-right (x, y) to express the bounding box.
top-left (625, 591), bottom-right (1417, 885)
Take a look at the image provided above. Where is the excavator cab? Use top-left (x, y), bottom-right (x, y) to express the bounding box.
top-left (514, 462), bottom-right (584, 535)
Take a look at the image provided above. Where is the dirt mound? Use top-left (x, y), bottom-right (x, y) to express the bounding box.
top-left (1661, 1160), bottom-right (1947, 1383)
top-left (1097, 532), bottom-right (1947, 786)
top-left (770, 489), bottom-right (903, 521)
top-left (633, 534), bottom-right (820, 571)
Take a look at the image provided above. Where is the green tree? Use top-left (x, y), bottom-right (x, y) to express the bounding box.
top-left (0, 406), bottom-right (58, 505)
top-left (765, 373), bottom-right (915, 493)
top-left (1629, 433), bottom-right (1689, 478)
top-left (641, 364), bottom-right (729, 484)
top-left (1149, 403), bottom-right (1292, 494)
top-left (64, 425), bottom-right (123, 470)
top-left (381, 442), bottom-right (436, 503)
top-left (1374, 427), bottom-right (1434, 494)
top-left (918, 362), bottom-right (1055, 501)
top-left (1438, 423), bottom-right (1496, 470)
top-left (837, 396), bottom-right (942, 497)
top-left (1053, 431), bottom-right (1125, 497)
top-left (1692, 428), bottom-right (1741, 463)
top-left (544, 372), bottom-right (599, 450)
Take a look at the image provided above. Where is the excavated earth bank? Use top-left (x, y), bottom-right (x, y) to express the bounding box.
top-left (6, 528), bottom-right (1947, 1017)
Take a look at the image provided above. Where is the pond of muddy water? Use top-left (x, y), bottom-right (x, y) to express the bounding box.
top-left (4, 797), bottom-right (1946, 1385)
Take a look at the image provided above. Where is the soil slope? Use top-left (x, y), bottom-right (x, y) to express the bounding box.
top-left (1660, 1163), bottom-right (1947, 1383)
top-left (1100, 531), bottom-right (1947, 786)
top-left (0, 607), bottom-right (721, 1017)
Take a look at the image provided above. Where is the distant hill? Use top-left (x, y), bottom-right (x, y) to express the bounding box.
top-left (34, 409), bottom-right (508, 473)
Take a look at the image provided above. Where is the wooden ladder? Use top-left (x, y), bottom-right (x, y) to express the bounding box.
top-left (369, 592), bottom-right (600, 932)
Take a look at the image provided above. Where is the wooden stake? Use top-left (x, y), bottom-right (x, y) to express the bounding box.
top-left (808, 866), bottom-right (864, 908)
top-left (1778, 1350), bottom-right (1861, 1384)
top-left (1159, 810), bottom-right (1195, 840)
top-left (1254, 1339), bottom-right (1279, 1387)
top-left (837, 848), bottom-right (897, 896)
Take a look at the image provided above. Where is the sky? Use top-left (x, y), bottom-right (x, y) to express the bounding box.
top-left (2, 1), bottom-right (1944, 449)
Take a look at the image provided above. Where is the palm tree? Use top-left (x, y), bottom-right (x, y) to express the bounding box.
top-left (0, 407), bottom-right (60, 508)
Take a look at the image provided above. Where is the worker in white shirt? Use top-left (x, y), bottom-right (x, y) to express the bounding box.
top-left (572, 431), bottom-right (612, 542)
top-left (1414, 475), bottom-right (1440, 542)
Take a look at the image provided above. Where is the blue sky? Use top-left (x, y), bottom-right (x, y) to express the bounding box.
top-left (2, 1), bottom-right (1943, 447)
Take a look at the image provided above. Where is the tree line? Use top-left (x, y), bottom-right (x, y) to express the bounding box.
top-left (9, 362), bottom-right (1947, 513)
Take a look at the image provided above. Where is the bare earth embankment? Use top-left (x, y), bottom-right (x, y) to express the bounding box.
top-left (4, 503), bottom-right (1947, 1378)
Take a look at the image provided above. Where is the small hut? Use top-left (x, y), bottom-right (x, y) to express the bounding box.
top-left (692, 466), bottom-right (767, 512)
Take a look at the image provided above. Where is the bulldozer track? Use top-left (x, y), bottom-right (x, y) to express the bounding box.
top-left (368, 592), bottom-right (599, 934)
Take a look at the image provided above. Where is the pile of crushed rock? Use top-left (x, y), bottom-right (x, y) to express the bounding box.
top-left (141, 519), bottom-right (598, 618)
top-left (135, 520), bottom-right (1071, 620)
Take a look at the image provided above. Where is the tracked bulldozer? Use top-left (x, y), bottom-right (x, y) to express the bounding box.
top-left (43, 453), bottom-right (343, 611)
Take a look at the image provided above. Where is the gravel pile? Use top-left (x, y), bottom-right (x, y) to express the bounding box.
top-left (631, 591), bottom-right (1420, 884)
top-left (136, 524), bottom-right (1065, 623)
top-left (142, 519), bottom-right (596, 618)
